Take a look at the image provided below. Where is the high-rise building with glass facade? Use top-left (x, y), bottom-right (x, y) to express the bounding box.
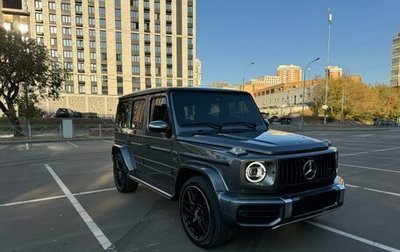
top-left (391, 33), bottom-right (400, 86)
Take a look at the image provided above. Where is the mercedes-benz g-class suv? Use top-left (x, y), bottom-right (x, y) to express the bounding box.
top-left (112, 88), bottom-right (345, 247)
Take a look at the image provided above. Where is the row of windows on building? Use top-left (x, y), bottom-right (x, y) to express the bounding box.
top-left (256, 93), bottom-right (315, 106)
top-left (35, 0), bottom-right (192, 12)
top-left (58, 61), bottom-right (193, 78)
top-left (41, 29), bottom-right (194, 77)
top-left (34, 1), bottom-right (194, 35)
top-left (64, 76), bottom-right (193, 95)
top-left (35, 15), bottom-right (193, 36)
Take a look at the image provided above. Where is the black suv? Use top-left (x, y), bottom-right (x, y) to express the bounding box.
top-left (112, 88), bottom-right (345, 247)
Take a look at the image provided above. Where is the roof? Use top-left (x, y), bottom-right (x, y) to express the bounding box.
top-left (119, 87), bottom-right (248, 99)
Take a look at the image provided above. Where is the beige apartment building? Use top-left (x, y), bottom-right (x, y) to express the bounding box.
top-left (247, 75), bottom-right (281, 86)
top-left (1, 0), bottom-right (199, 116)
top-left (277, 64), bottom-right (302, 83)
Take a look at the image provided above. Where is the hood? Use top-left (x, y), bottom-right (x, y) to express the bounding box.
top-left (177, 130), bottom-right (328, 155)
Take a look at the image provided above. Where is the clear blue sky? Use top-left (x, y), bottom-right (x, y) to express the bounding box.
top-left (197, 0), bottom-right (400, 86)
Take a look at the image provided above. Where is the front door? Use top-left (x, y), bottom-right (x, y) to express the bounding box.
top-left (142, 95), bottom-right (177, 195)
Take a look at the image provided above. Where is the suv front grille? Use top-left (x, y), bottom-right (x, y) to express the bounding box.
top-left (278, 153), bottom-right (336, 186)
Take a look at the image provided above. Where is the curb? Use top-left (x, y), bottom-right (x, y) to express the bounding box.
top-left (0, 137), bottom-right (113, 145)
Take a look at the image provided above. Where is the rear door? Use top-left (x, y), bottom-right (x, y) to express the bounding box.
top-left (114, 99), bottom-right (131, 145)
top-left (126, 97), bottom-right (147, 177)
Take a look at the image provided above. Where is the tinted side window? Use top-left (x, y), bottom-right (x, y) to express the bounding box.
top-left (115, 100), bottom-right (130, 129)
top-left (131, 99), bottom-right (145, 130)
top-left (149, 96), bottom-right (169, 122)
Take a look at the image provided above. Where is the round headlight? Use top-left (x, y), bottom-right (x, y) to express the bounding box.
top-left (245, 161), bottom-right (267, 183)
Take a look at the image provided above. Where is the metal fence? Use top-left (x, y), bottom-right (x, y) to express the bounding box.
top-left (0, 118), bottom-right (114, 141)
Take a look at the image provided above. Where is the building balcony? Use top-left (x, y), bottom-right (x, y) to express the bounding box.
top-left (1, 8), bottom-right (30, 16)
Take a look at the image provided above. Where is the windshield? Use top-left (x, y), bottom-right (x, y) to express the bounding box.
top-left (171, 91), bottom-right (265, 131)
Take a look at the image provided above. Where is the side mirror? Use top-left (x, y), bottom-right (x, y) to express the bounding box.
top-left (264, 119), bottom-right (270, 131)
top-left (148, 120), bottom-right (169, 133)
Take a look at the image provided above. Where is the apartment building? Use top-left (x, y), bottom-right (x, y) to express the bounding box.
top-left (0, 0), bottom-right (29, 34)
top-left (1, 0), bottom-right (199, 116)
top-left (276, 64), bottom-right (302, 83)
top-left (247, 75), bottom-right (281, 86)
top-left (326, 66), bottom-right (343, 79)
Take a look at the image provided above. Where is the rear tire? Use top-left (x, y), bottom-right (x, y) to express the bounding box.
top-left (113, 153), bottom-right (138, 193)
top-left (179, 176), bottom-right (232, 247)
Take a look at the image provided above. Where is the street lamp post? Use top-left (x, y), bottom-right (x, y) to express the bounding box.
top-left (300, 58), bottom-right (320, 130)
top-left (323, 9), bottom-right (333, 125)
top-left (242, 61), bottom-right (256, 84)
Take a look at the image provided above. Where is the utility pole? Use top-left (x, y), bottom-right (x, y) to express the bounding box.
top-left (242, 62), bottom-right (256, 84)
top-left (341, 87), bottom-right (345, 122)
top-left (300, 58), bottom-right (320, 130)
top-left (323, 9), bottom-right (333, 125)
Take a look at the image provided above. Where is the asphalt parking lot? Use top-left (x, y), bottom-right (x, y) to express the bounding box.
top-left (1, 127), bottom-right (400, 252)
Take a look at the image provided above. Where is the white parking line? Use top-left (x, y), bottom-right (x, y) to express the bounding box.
top-left (46, 164), bottom-right (114, 250)
top-left (349, 134), bottom-right (373, 138)
top-left (74, 187), bottom-right (116, 196)
top-left (336, 146), bottom-right (373, 151)
top-left (364, 187), bottom-right (400, 197)
top-left (346, 183), bottom-right (400, 198)
top-left (307, 221), bottom-right (400, 252)
top-left (0, 187), bottom-right (116, 208)
top-left (0, 195), bottom-right (66, 207)
top-left (345, 184), bottom-right (360, 188)
top-left (333, 139), bottom-right (399, 145)
top-left (66, 141), bottom-right (79, 148)
top-left (340, 163), bottom-right (400, 174)
top-left (26, 143), bottom-right (29, 151)
top-left (102, 140), bottom-right (113, 144)
top-left (341, 146), bottom-right (400, 157)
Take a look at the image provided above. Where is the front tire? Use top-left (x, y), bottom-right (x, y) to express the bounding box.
top-left (179, 176), bottom-right (232, 247)
top-left (113, 153), bottom-right (138, 193)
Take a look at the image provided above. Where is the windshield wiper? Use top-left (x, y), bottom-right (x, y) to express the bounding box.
top-left (222, 121), bottom-right (257, 129)
top-left (181, 122), bottom-right (222, 130)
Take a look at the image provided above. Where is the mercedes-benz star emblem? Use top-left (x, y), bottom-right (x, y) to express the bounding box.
top-left (303, 160), bottom-right (317, 180)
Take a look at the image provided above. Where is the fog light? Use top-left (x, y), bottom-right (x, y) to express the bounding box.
top-left (245, 162), bottom-right (266, 183)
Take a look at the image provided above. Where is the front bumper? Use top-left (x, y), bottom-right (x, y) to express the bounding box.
top-left (218, 176), bottom-right (345, 228)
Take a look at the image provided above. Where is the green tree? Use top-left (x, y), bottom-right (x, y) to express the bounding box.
top-left (0, 27), bottom-right (66, 136)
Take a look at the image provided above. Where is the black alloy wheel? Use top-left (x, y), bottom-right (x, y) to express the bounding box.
top-left (181, 185), bottom-right (211, 242)
top-left (113, 153), bottom-right (138, 193)
top-left (179, 176), bottom-right (232, 247)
